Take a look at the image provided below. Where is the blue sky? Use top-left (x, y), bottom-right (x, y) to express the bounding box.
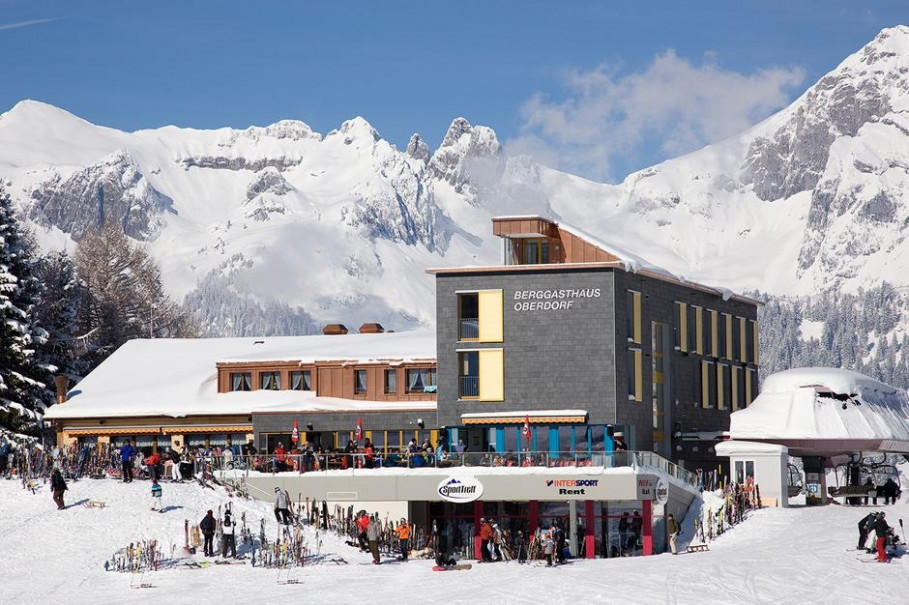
top-left (1, 1), bottom-right (906, 181)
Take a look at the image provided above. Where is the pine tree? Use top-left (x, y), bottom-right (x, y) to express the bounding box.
top-left (32, 251), bottom-right (95, 380)
top-left (0, 186), bottom-right (52, 437)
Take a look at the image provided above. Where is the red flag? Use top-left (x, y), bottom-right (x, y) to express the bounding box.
top-left (521, 415), bottom-right (531, 441)
top-left (354, 416), bottom-right (363, 441)
top-left (291, 419), bottom-right (299, 445)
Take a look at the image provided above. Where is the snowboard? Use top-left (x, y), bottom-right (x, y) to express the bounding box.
top-left (433, 563), bottom-right (473, 571)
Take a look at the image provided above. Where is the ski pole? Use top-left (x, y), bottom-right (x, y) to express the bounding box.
top-left (900, 519), bottom-right (906, 544)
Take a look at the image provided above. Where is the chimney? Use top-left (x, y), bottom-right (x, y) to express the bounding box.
top-left (322, 324), bottom-right (349, 335)
top-left (54, 375), bottom-right (70, 404)
top-left (358, 323), bottom-right (385, 334)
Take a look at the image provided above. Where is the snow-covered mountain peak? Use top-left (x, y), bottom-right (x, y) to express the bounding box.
top-left (406, 134), bottom-right (429, 162)
top-left (244, 119), bottom-right (321, 142)
top-left (336, 116), bottom-right (379, 142)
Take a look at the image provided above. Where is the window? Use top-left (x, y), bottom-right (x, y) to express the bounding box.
top-left (458, 352), bottom-right (479, 399)
top-left (520, 238), bottom-right (550, 264)
top-left (732, 366), bottom-right (744, 411)
top-left (708, 310), bottom-right (719, 358)
top-left (627, 348), bottom-right (643, 402)
top-left (746, 368), bottom-right (757, 406)
top-left (745, 318), bottom-right (755, 364)
top-left (734, 460), bottom-right (755, 484)
top-left (230, 372), bottom-right (251, 391)
top-left (290, 370), bottom-right (312, 391)
top-left (750, 319), bottom-right (759, 365)
top-left (260, 371), bottom-right (281, 390)
top-left (689, 306), bottom-right (703, 355)
top-left (626, 290), bottom-right (642, 344)
top-left (354, 370), bottom-right (367, 395)
top-left (722, 313), bottom-right (733, 360)
top-left (384, 369), bottom-right (397, 394)
top-left (732, 317), bottom-right (742, 362)
top-left (718, 364), bottom-right (731, 411)
top-left (459, 290), bottom-right (503, 342)
top-left (674, 302), bottom-right (688, 352)
top-left (700, 361), bottom-right (716, 408)
top-left (458, 293), bottom-right (479, 340)
top-left (406, 368), bottom-right (436, 393)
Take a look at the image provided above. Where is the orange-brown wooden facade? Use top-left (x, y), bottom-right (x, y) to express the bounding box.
top-left (216, 360), bottom-right (437, 402)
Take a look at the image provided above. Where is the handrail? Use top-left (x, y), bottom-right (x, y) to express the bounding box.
top-left (212, 449), bottom-right (698, 488)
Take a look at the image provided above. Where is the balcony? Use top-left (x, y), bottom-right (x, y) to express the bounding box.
top-left (459, 375), bottom-right (479, 399)
top-left (459, 318), bottom-right (479, 340)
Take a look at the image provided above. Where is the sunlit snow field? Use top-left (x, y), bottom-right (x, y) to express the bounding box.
top-left (3, 475), bottom-right (907, 605)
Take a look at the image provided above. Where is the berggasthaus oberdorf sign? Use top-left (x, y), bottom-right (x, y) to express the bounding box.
top-left (512, 288), bottom-right (602, 312)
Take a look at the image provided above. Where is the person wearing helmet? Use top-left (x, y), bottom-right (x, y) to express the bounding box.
top-left (395, 518), bottom-right (412, 561)
top-left (873, 511), bottom-right (891, 562)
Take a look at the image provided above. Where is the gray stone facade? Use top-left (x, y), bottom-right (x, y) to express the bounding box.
top-left (435, 266), bottom-right (759, 468)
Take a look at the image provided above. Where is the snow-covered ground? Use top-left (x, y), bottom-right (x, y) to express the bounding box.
top-left (3, 476), bottom-right (907, 604)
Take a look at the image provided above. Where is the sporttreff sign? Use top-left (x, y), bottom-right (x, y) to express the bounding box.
top-left (437, 477), bottom-right (484, 503)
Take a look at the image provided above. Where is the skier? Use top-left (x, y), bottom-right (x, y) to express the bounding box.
top-left (553, 521), bottom-right (566, 564)
top-left (150, 479), bottom-right (163, 511)
top-left (120, 439), bottom-right (136, 483)
top-left (50, 467), bottom-right (67, 510)
top-left (221, 508), bottom-right (237, 558)
top-left (882, 478), bottom-right (900, 505)
top-left (873, 511), bottom-right (892, 562)
top-left (515, 530), bottom-right (527, 564)
top-left (492, 523), bottom-right (504, 562)
top-left (395, 518), bottom-right (411, 561)
top-left (478, 518), bottom-right (493, 562)
top-left (367, 514), bottom-right (381, 564)
top-left (200, 510), bottom-right (216, 556)
top-left (542, 528), bottom-right (555, 566)
top-left (858, 511), bottom-right (877, 550)
top-left (619, 512), bottom-right (630, 554)
top-left (667, 513), bottom-right (681, 555)
top-left (144, 451), bottom-right (161, 482)
top-left (274, 487), bottom-right (292, 524)
top-left (356, 510), bottom-right (370, 550)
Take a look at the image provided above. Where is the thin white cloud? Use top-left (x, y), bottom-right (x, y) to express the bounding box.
top-left (509, 51), bottom-right (806, 182)
top-left (0, 17), bottom-right (61, 32)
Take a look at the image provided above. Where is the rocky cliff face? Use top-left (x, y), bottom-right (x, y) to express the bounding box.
top-left (28, 149), bottom-right (174, 241)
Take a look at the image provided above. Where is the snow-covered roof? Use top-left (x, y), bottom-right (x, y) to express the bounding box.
top-left (728, 367), bottom-right (909, 451)
top-left (44, 330), bottom-right (435, 421)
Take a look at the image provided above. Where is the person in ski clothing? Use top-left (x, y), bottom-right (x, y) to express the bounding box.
top-left (882, 478), bottom-right (900, 505)
top-left (515, 530), bottom-right (527, 564)
top-left (367, 514), bottom-right (381, 564)
top-left (479, 518), bottom-right (494, 562)
top-left (873, 511), bottom-right (891, 562)
top-left (120, 440), bottom-right (136, 483)
top-left (144, 451), bottom-right (161, 481)
top-left (200, 510), bottom-right (216, 556)
top-left (50, 468), bottom-right (67, 510)
top-left (150, 479), bottom-right (163, 511)
top-left (274, 442), bottom-right (287, 472)
top-left (667, 513), bottom-right (681, 555)
top-left (858, 512), bottom-right (877, 550)
top-left (618, 512), bottom-right (630, 553)
top-left (862, 478), bottom-right (878, 506)
top-left (395, 518), bottom-right (411, 561)
top-left (274, 487), bottom-right (292, 524)
top-left (542, 528), bottom-right (555, 566)
top-left (356, 511), bottom-right (370, 550)
top-left (491, 523), bottom-right (504, 561)
top-left (221, 508), bottom-right (237, 558)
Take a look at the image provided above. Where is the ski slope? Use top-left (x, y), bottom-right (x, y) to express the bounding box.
top-left (2, 475), bottom-right (907, 604)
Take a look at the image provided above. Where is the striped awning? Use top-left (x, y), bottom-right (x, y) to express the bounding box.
top-left (63, 427), bottom-right (162, 436)
top-left (461, 412), bottom-right (588, 426)
top-left (63, 425), bottom-right (252, 436)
